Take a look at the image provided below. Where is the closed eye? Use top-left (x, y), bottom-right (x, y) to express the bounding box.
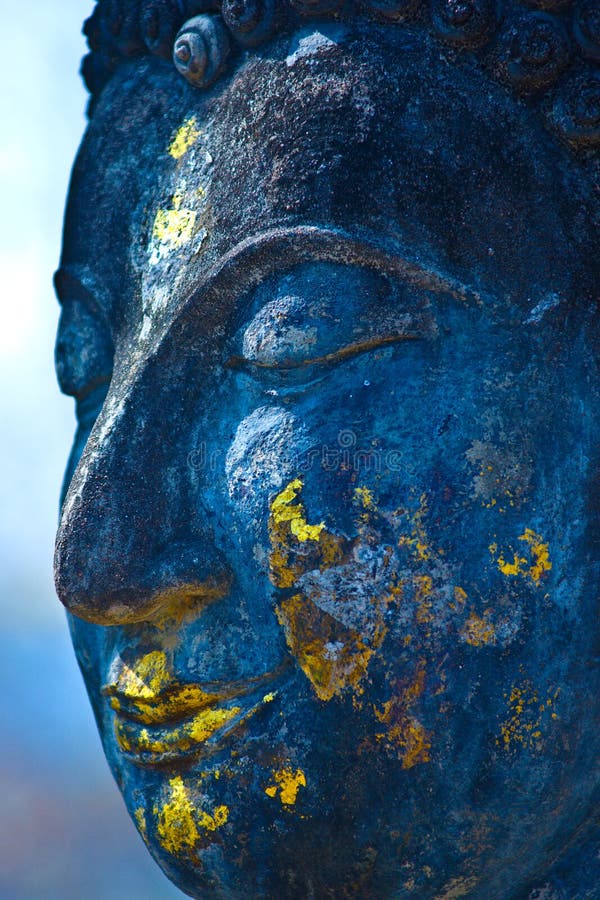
top-left (225, 260), bottom-right (438, 380)
top-left (226, 331), bottom-right (420, 373)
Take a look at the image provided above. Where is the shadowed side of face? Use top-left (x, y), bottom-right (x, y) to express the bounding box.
top-left (55, 25), bottom-right (600, 900)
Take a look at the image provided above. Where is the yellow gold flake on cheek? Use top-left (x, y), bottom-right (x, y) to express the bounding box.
top-left (265, 767), bottom-right (307, 806)
top-left (268, 478), bottom-right (344, 590)
top-left (269, 478), bottom-right (394, 700)
top-left (270, 478), bottom-right (325, 541)
top-left (460, 611), bottom-right (496, 647)
top-left (275, 594), bottom-right (381, 701)
top-left (499, 679), bottom-right (560, 751)
top-left (489, 528), bottom-right (552, 585)
top-left (353, 486), bottom-right (375, 512)
top-left (374, 661), bottom-right (432, 770)
top-left (398, 492), bottom-right (435, 562)
top-left (414, 574), bottom-right (434, 625)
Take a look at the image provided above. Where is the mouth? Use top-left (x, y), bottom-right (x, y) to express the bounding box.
top-left (102, 661), bottom-right (290, 768)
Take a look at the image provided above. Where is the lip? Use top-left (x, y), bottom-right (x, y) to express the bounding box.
top-left (102, 661), bottom-right (290, 768)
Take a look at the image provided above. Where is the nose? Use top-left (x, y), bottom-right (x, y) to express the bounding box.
top-left (54, 359), bottom-right (231, 625)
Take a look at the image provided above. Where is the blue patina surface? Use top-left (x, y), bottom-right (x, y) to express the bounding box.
top-left (54, 6), bottom-right (600, 898)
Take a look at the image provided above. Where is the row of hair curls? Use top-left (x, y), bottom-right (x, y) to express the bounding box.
top-left (82, 0), bottom-right (600, 153)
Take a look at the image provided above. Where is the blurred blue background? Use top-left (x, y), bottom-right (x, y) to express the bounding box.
top-left (0, 3), bottom-right (182, 897)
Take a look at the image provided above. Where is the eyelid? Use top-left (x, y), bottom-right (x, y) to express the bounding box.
top-left (226, 332), bottom-right (420, 373)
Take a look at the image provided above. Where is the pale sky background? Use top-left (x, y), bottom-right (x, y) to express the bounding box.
top-left (0, 2), bottom-right (180, 896)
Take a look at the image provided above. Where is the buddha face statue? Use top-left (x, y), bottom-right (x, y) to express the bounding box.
top-left (55, 11), bottom-right (600, 900)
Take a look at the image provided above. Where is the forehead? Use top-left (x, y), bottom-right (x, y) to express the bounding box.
top-left (59, 26), bottom-right (597, 337)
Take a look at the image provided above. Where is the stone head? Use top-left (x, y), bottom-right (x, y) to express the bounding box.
top-left (55, 1), bottom-right (600, 896)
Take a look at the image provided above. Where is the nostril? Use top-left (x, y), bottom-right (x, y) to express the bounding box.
top-left (55, 557), bottom-right (232, 626)
top-left (54, 521), bottom-right (233, 626)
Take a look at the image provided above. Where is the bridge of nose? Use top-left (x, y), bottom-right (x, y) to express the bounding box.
top-left (54, 312), bottom-right (230, 626)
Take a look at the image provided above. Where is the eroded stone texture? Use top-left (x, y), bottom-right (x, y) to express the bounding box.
top-left (55, 6), bottom-right (600, 899)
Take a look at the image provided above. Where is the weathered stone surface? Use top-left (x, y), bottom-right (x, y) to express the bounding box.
top-left (55, 6), bottom-right (600, 898)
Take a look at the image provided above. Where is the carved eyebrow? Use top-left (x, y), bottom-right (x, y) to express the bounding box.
top-left (178, 226), bottom-right (482, 326)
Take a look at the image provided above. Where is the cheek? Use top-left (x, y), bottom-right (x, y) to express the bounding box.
top-left (225, 405), bottom-right (308, 528)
